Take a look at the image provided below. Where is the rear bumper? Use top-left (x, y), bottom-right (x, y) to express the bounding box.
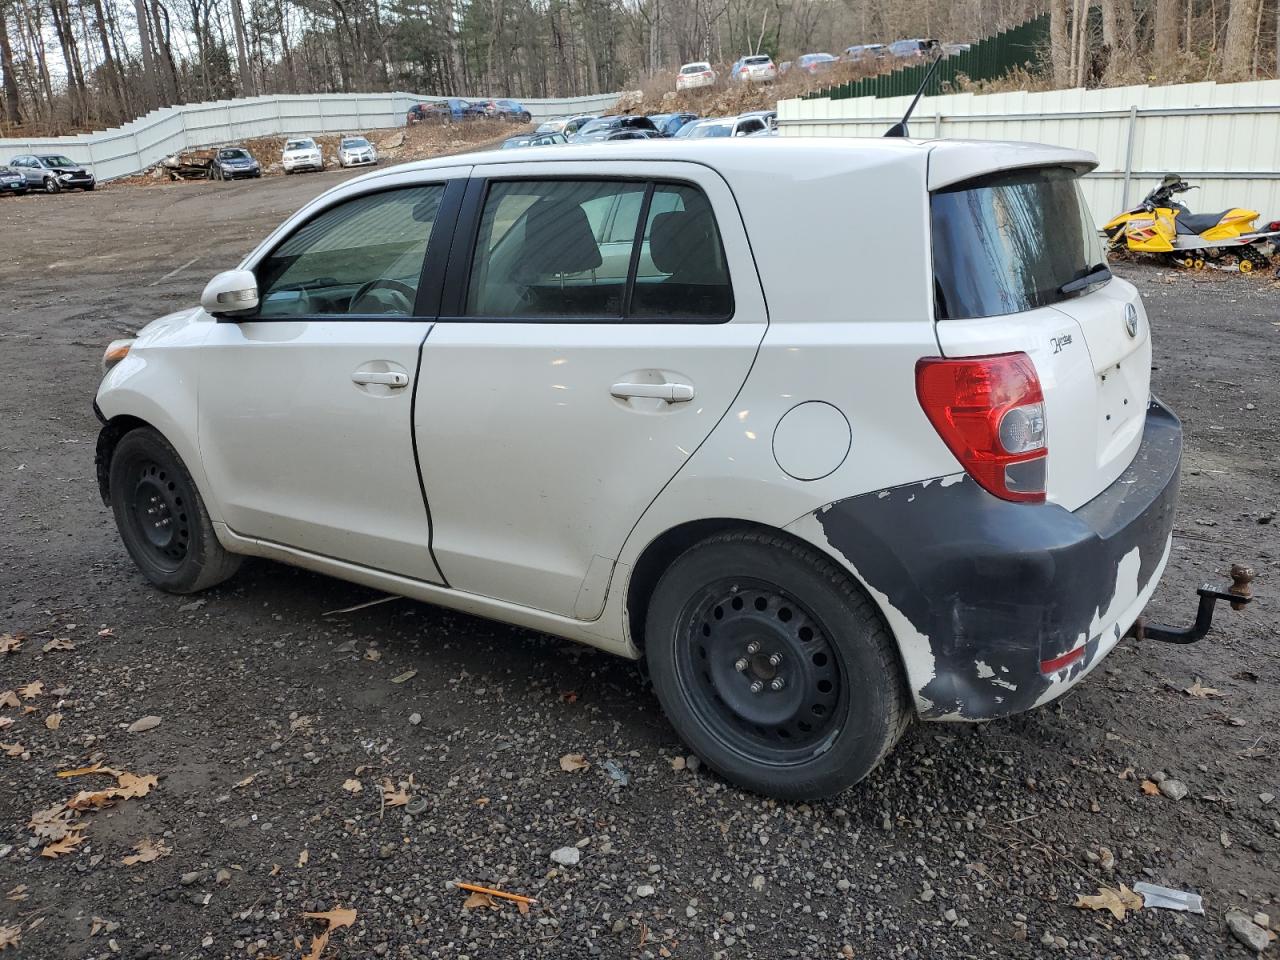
top-left (793, 397), bottom-right (1182, 721)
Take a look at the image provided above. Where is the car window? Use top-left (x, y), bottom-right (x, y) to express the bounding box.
top-left (737, 119), bottom-right (764, 135)
top-left (255, 184), bottom-right (445, 318)
top-left (631, 183), bottom-right (732, 320)
top-left (466, 180), bottom-right (646, 318)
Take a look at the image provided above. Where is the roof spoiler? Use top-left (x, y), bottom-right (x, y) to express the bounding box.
top-left (884, 42), bottom-right (945, 139)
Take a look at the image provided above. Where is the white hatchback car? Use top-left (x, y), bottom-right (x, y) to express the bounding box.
top-left (281, 137), bottom-right (323, 173)
top-left (735, 54), bottom-right (778, 82)
top-left (676, 61), bottom-right (716, 91)
top-left (96, 139), bottom-right (1184, 799)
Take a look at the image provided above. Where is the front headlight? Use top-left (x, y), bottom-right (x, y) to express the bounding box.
top-left (102, 338), bottom-right (135, 373)
top-left (59, 172), bottom-right (74, 180)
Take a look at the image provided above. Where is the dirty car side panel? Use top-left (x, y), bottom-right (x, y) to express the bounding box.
top-left (786, 399), bottom-right (1181, 720)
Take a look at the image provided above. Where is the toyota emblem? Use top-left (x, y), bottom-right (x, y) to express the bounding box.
top-left (1124, 303), bottom-right (1139, 338)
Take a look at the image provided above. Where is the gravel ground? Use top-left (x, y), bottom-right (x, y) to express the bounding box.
top-left (0, 178), bottom-right (1277, 960)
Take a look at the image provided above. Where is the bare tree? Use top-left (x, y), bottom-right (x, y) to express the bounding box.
top-left (1222, 0), bottom-right (1261, 77)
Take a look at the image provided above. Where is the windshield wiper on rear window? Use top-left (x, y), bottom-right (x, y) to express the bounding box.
top-left (1059, 263), bottom-right (1112, 295)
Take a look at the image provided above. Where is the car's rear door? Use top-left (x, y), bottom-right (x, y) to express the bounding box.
top-left (413, 160), bottom-right (768, 618)
top-left (196, 167), bottom-right (469, 582)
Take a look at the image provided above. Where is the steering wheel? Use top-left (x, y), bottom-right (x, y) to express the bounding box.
top-left (349, 277), bottom-right (416, 315)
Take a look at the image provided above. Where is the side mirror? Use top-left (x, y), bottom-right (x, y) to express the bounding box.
top-left (201, 269), bottom-right (259, 317)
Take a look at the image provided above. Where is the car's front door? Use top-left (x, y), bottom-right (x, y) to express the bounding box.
top-left (196, 169), bottom-right (467, 583)
top-left (414, 162), bottom-right (769, 618)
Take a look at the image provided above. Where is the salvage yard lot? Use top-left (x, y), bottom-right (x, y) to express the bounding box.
top-left (1, 174), bottom-right (1278, 959)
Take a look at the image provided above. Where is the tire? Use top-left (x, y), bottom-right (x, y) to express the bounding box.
top-left (645, 530), bottom-right (911, 800)
top-left (109, 427), bottom-right (241, 594)
top-left (83, 184), bottom-right (94, 191)
top-left (43, 176), bottom-right (60, 194)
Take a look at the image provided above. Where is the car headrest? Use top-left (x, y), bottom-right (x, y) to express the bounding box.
top-left (514, 199), bottom-right (603, 279)
top-left (649, 197), bottom-right (717, 277)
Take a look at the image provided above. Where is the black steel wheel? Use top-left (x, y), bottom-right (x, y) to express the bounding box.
top-left (109, 426), bottom-right (241, 594)
top-left (677, 578), bottom-right (846, 764)
top-left (646, 530), bottom-right (912, 800)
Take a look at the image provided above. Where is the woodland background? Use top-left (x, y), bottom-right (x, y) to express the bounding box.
top-left (0, 0), bottom-right (1278, 136)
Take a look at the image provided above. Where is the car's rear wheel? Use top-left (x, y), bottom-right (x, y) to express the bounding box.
top-left (109, 427), bottom-right (241, 594)
top-left (645, 530), bottom-right (911, 800)
top-left (43, 176), bottom-right (60, 194)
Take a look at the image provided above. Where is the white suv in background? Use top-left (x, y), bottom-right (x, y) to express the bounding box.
top-left (676, 61), bottom-right (717, 91)
top-left (95, 139), bottom-right (1182, 800)
top-left (735, 54), bottom-right (778, 82)
top-left (281, 137), bottom-right (323, 174)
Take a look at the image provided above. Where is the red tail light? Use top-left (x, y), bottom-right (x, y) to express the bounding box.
top-left (915, 353), bottom-right (1047, 503)
top-left (1269, 220), bottom-right (1280, 231)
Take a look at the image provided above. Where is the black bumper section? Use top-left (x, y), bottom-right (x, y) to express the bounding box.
top-left (814, 398), bottom-right (1182, 720)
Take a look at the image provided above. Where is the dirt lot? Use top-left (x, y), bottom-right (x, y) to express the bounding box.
top-left (0, 174), bottom-right (1277, 960)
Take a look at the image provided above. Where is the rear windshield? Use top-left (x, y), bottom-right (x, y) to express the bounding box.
top-left (681, 63), bottom-right (709, 73)
top-left (744, 56), bottom-right (771, 65)
top-left (931, 167), bottom-right (1106, 320)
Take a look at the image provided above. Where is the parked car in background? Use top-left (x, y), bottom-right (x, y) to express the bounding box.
top-left (96, 137), bottom-right (1177, 803)
top-left (572, 115), bottom-right (660, 141)
top-left (8, 154), bottom-right (95, 193)
top-left (281, 138), bottom-right (324, 174)
top-left (337, 136), bottom-right (377, 168)
top-left (733, 54), bottom-right (778, 82)
top-left (676, 61), bottom-right (716, 91)
top-left (485, 99), bottom-right (532, 122)
top-left (604, 129), bottom-right (659, 141)
top-left (943, 41), bottom-right (973, 55)
top-left (795, 53), bottom-right (838, 75)
top-left (211, 147), bottom-right (261, 180)
top-left (0, 165), bottom-right (29, 195)
top-left (673, 114), bottom-right (770, 139)
top-left (739, 109), bottom-right (777, 130)
top-left (537, 114), bottom-right (596, 137)
top-left (648, 112), bottom-right (700, 137)
top-left (889, 38), bottom-right (936, 58)
top-left (843, 43), bottom-right (886, 62)
top-left (408, 98), bottom-right (484, 124)
top-left (500, 132), bottom-right (569, 149)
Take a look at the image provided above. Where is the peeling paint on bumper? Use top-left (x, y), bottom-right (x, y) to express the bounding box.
top-left (787, 398), bottom-right (1182, 721)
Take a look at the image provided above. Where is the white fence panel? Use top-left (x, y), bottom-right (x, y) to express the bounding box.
top-left (0, 90), bottom-right (622, 180)
top-left (778, 79), bottom-right (1280, 227)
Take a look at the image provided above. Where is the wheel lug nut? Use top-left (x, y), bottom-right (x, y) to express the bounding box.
top-left (749, 680), bottom-right (763, 694)
top-left (768, 653), bottom-right (782, 666)
top-left (734, 658), bottom-right (748, 672)
top-left (770, 678), bottom-right (785, 691)
top-left (746, 641), bottom-right (760, 654)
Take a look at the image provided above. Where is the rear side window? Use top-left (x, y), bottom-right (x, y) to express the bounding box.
top-left (464, 179), bottom-right (733, 321)
top-left (931, 167), bottom-right (1106, 320)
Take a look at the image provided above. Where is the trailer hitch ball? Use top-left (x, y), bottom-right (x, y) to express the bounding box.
top-left (1125, 563), bottom-right (1255, 644)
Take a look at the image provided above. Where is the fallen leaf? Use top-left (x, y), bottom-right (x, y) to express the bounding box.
top-left (342, 778), bottom-right (363, 794)
top-left (389, 669), bottom-right (417, 684)
top-left (364, 648), bottom-right (382, 662)
top-left (289, 715), bottom-right (314, 734)
top-left (122, 837), bottom-right (171, 866)
top-left (1183, 679), bottom-right (1222, 699)
top-left (113, 771), bottom-right (158, 799)
top-left (516, 899), bottom-right (530, 915)
top-left (269, 864), bottom-right (281, 877)
top-left (670, 756), bottom-right (687, 771)
top-left (4, 885), bottom-right (27, 902)
top-left (233, 774), bottom-right (256, 789)
top-left (29, 803), bottom-right (75, 840)
top-left (1073, 884), bottom-right (1143, 921)
top-left (1140, 779), bottom-right (1161, 796)
top-left (0, 743), bottom-right (25, 758)
top-left (97, 628), bottom-right (114, 638)
top-left (381, 780), bottom-right (409, 807)
top-left (297, 849), bottom-right (309, 867)
top-left (302, 907), bottom-right (357, 931)
top-left (56, 762), bottom-right (109, 778)
top-left (560, 691), bottom-right (579, 704)
top-left (0, 634), bottom-right (23, 655)
top-left (0, 718), bottom-right (12, 731)
top-left (0, 691), bottom-right (18, 709)
top-left (66, 789), bottom-right (119, 811)
top-left (126, 715), bottom-right (162, 734)
top-left (474, 796), bottom-right (490, 807)
top-left (301, 931), bottom-right (330, 960)
top-left (44, 713), bottom-right (62, 730)
top-left (0, 924), bottom-right (19, 951)
top-left (19, 707), bottom-right (35, 716)
top-left (17, 681), bottom-right (42, 700)
top-left (463, 891), bottom-right (499, 910)
top-left (559, 753), bottom-right (590, 773)
top-left (40, 829), bottom-right (87, 859)
top-left (42, 638), bottom-right (74, 652)
top-left (90, 917), bottom-right (108, 936)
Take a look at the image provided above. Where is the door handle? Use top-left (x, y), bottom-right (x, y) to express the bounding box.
top-left (352, 371), bottom-right (408, 387)
top-left (611, 381), bottom-right (695, 403)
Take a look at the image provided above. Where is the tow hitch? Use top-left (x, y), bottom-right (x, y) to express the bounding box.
top-left (1126, 564), bottom-right (1255, 644)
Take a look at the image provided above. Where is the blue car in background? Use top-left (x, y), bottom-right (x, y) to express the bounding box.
top-left (795, 53), bottom-right (838, 75)
top-left (647, 112), bottom-right (699, 137)
top-left (485, 99), bottom-right (533, 122)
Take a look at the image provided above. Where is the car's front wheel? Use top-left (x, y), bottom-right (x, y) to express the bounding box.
top-left (645, 530), bottom-right (911, 800)
top-left (109, 427), bottom-right (241, 594)
top-left (43, 176), bottom-right (60, 194)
